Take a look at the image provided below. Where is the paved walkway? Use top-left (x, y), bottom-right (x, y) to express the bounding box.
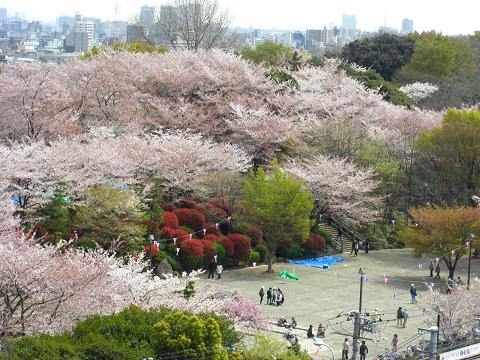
top-left (199, 249), bottom-right (480, 359)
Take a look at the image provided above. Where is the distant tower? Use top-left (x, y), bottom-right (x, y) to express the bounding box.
top-left (402, 18), bottom-right (414, 34)
top-left (113, 0), bottom-right (121, 40)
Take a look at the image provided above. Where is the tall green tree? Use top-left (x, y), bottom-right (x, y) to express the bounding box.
top-left (414, 109), bottom-right (480, 205)
top-left (241, 165), bottom-right (313, 272)
top-left (402, 32), bottom-right (475, 79)
top-left (37, 184), bottom-right (72, 242)
top-left (342, 33), bottom-right (415, 81)
top-left (240, 41), bottom-right (293, 67)
top-left (73, 185), bottom-right (146, 256)
top-left (398, 207), bottom-right (480, 278)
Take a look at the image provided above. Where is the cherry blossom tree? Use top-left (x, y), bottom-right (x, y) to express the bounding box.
top-left (399, 82), bottom-right (439, 104)
top-left (283, 155), bottom-right (383, 222)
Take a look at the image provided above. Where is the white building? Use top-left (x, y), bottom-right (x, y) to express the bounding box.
top-left (74, 13), bottom-right (94, 51)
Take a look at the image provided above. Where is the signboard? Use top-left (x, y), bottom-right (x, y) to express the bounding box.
top-left (440, 343), bottom-right (480, 360)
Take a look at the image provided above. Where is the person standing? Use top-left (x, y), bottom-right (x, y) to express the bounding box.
top-left (435, 261), bottom-right (441, 279)
top-left (403, 309), bottom-right (409, 328)
top-left (410, 284), bottom-right (417, 303)
top-left (259, 286), bottom-right (265, 304)
top-left (342, 338), bottom-right (350, 359)
top-left (307, 325), bottom-right (314, 338)
top-left (354, 241), bottom-right (359, 257)
top-left (216, 263), bottom-right (223, 279)
top-left (207, 261), bottom-right (215, 279)
top-left (359, 340), bottom-right (368, 360)
top-left (364, 241), bottom-right (369, 254)
top-left (351, 240), bottom-right (355, 255)
top-left (267, 287), bottom-right (272, 305)
top-left (429, 260), bottom-right (434, 277)
top-left (392, 334), bottom-right (398, 351)
top-left (396, 307), bottom-right (404, 327)
top-left (291, 317), bottom-right (297, 328)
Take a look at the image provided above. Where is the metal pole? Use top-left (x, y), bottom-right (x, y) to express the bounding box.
top-left (352, 311), bottom-right (360, 360)
top-left (467, 242), bottom-right (472, 290)
top-left (429, 326), bottom-right (438, 360)
top-left (314, 209), bottom-right (319, 260)
top-left (359, 274), bottom-right (364, 314)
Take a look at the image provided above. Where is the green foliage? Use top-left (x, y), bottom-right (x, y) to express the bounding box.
top-left (183, 280), bottom-right (195, 299)
top-left (403, 32), bottom-right (475, 79)
top-left (249, 250), bottom-right (260, 263)
top-left (165, 253), bottom-right (183, 273)
top-left (285, 244), bottom-right (304, 259)
top-left (4, 306), bottom-right (238, 360)
top-left (340, 64), bottom-right (413, 108)
top-left (254, 242), bottom-right (268, 261)
top-left (414, 109), bottom-right (480, 205)
top-left (81, 41), bottom-right (167, 60)
top-left (241, 333), bottom-right (312, 360)
top-left (317, 228), bottom-right (332, 245)
top-left (308, 55), bottom-right (325, 67)
top-left (240, 41), bottom-right (293, 67)
top-left (37, 184), bottom-right (72, 242)
top-left (342, 33), bottom-right (415, 81)
top-left (73, 185), bottom-right (146, 257)
top-left (213, 243), bottom-right (226, 262)
top-left (241, 164), bottom-right (314, 272)
top-left (145, 178), bottom-right (164, 222)
top-left (266, 69), bottom-right (299, 90)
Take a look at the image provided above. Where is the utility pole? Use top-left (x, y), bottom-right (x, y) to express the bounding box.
top-left (358, 268), bottom-right (366, 314)
top-left (467, 233), bottom-right (475, 290)
top-left (352, 311), bottom-right (360, 360)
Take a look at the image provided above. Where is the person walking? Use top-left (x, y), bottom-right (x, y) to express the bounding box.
top-left (259, 286), bottom-right (265, 304)
top-left (457, 276), bottom-right (464, 285)
top-left (429, 260), bottom-right (434, 277)
top-left (267, 287), bottom-right (272, 305)
top-left (207, 261), bottom-right (215, 279)
top-left (354, 241), bottom-right (359, 257)
top-left (396, 307), bottom-right (404, 327)
top-left (216, 263), bottom-right (223, 279)
top-left (351, 240), bottom-right (355, 255)
top-left (359, 340), bottom-right (368, 360)
top-left (342, 338), bottom-right (350, 359)
top-left (307, 325), bottom-right (314, 338)
top-left (364, 240), bottom-right (369, 254)
top-left (435, 260), bottom-right (441, 279)
top-left (272, 287), bottom-right (278, 306)
top-left (392, 334), bottom-right (398, 351)
top-left (410, 284), bottom-right (417, 303)
top-left (403, 309), bottom-right (409, 328)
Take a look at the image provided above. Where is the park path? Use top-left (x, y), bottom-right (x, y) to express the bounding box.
top-left (199, 248), bottom-right (480, 359)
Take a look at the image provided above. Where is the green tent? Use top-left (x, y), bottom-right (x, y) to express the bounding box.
top-left (278, 271), bottom-right (299, 280)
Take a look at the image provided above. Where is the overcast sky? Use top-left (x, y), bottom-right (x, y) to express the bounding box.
top-left (2, 0), bottom-right (479, 35)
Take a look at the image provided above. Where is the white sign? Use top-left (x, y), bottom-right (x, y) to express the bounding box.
top-left (440, 343), bottom-right (480, 360)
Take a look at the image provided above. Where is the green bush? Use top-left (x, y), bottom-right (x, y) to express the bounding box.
top-left (285, 244), bottom-right (304, 259)
top-left (266, 69), bottom-right (299, 90)
top-left (165, 253), bottom-right (183, 273)
top-left (249, 251), bottom-right (260, 263)
top-left (213, 242), bottom-right (226, 262)
top-left (318, 229), bottom-right (332, 245)
top-left (75, 238), bottom-right (97, 250)
top-left (5, 306), bottom-right (237, 360)
top-left (255, 243), bottom-right (268, 261)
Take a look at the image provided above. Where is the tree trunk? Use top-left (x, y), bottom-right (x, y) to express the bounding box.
top-left (267, 252), bottom-right (273, 273)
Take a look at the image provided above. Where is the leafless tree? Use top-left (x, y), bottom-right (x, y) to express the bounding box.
top-left (153, 0), bottom-right (232, 51)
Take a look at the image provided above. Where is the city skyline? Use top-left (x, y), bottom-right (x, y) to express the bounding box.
top-left (1, 0), bottom-right (479, 35)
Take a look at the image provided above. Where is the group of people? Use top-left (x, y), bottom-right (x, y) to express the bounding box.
top-left (260, 286), bottom-right (285, 306)
top-left (350, 239), bottom-right (369, 257)
top-left (206, 261), bottom-right (223, 279)
top-left (277, 316), bottom-right (297, 328)
top-left (341, 338), bottom-right (369, 360)
top-left (396, 306), bottom-right (410, 328)
top-left (307, 323), bottom-right (327, 338)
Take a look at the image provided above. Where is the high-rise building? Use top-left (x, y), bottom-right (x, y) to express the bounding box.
top-left (402, 18), bottom-right (414, 34)
top-left (0, 8), bottom-right (7, 22)
top-left (74, 32), bottom-right (89, 52)
top-left (127, 24), bottom-right (146, 43)
top-left (140, 5), bottom-right (155, 28)
top-left (74, 13), bottom-right (94, 51)
top-left (342, 14), bottom-right (356, 30)
top-left (290, 31), bottom-right (305, 49)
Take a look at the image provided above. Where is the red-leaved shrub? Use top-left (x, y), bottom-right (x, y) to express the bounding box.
top-left (175, 196), bottom-right (200, 208)
top-left (209, 197), bottom-right (230, 213)
top-left (227, 234), bottom-right (251, 262)
top-left (204, 234), bottom-right (220, 242)
top-left (171, 229), bottom-right (190, 244)
top-left (161, 226), bottom-right (175, 238)
top-left (217, 237), bottom-right (234, 257)
top-left (144, 245), bottom-right (159, 257)
top-left (195, 203), bottom-right (227, 223)
top-left (173, 208), bottom-right (206, 231)
top-left (163, 211), bottom-right (179, 229)
top-left (180, 239), bottom-right (204, 258)
top-left (202, 240), bottom-right (218, 261)
top-left (245, 227), bottom-right (263, 247)
top-left (304, 234), bottom-right (326, 252)
top-left (205, 223), bottom-right (220, 236)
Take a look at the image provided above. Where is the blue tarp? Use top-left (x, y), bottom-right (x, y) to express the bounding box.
top-left (289, 256), bottom-right (345, 269)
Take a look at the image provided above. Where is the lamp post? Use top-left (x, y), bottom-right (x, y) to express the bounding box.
top-left (358, 267), bottom-right (366, 314)
top-left (148, 234), bottom-right (154, 269)
top-left (313, 210), bottom-right (322, 260)
top-left (467, 233), bottom-right (475, 290)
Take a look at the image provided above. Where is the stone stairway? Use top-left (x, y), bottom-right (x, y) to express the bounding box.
top-left (319, 217), bottom-right (364, 254)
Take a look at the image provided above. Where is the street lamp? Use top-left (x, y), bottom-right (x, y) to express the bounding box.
top-left (313, 210), bottom-right (322, 260)
top-left (467, 233), bottom-right (475, 290)
top-left (148, 234), bottom-right (155, 269)
top-left (358, 267), bottom-right (366, 314)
